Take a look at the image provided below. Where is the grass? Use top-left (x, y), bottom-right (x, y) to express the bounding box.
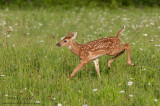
top-left (0, 7), bottom-right (160, 105)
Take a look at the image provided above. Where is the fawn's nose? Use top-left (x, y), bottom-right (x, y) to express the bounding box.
top-left (56, 43), bottom-right (61, 47)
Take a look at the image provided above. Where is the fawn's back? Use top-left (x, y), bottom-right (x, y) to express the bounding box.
top-left (79, 36), bottom-right (121, 60)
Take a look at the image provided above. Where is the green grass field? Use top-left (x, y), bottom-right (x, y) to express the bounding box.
top-left (0, 7), bottom-right (160, 105)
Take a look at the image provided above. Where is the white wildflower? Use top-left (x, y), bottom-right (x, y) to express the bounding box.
top-left (150, 22), bottom-right (154, 25)
top-left (145, 24), bottom-right (149, 27)
top-left (9, 26), bottom-right (13, 31)
top-left (100, 28), bottom-right (103, 30)
top-left (155, 35), bottom-right (158, 38)
top-left (132, 25), bottom-right (135, 29)
top-left (94, 32), bottom-right (97, 34)
top-left (131, 43), bottom-right (135, 45)
top-left (90, 26), bottom-right (93, 29)
top-left (155, 45), bottom-right (160, 47)
top-left (143, 68), bottom-right (146, 71)
top-left (122, 18), bottom-right (128, 21)
top-left (129, 94), bottom-right (133, 97)
top-left (26, 33), bottom-right (30, 35)
top-left (5, 8), bottom-right (9, 11)
top-left (60, 36), bottom-right (65, 40)
top-left (0, 75), bottom-right (5, 77)
top-left (143, 34), bottom-right (147, 36)
top-left (154, 99), bottom-right (158, 102)
top-left (39, 23), bottom-right (43, 26)
top-left (140, 48), bottom-right (143, 51)
top-left (58, 103), bottom-right (62, 106)
top-left (111, 19), bottom-right (114, 21)
top-left (119, 90), bottom-right (125, 93)
top-left (39, 40), bottom-right (44, 43)
top-left (5, 94), bottom-right (8, 97)
top-left (83, 104), bottom-right (88, 106)
top-left (3, 32), bottom-right (7, 35)
top-left (6, 35), bottom-right (10, 37)
top-left (36, 101), bottom-right (40, 104)
top-left (118, 84), bottom-right (122, 86)
top-left (128, 81), bottom-right (133, 86)
top-left (92, 89), bottom-right (98, 92)
top-left (148, 83), bottom-right (151, 85)
top-left (2, 21), bottom-right (6, 26)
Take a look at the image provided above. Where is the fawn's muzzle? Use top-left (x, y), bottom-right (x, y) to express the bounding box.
top-left (56, 43), bottom-right (61, 47)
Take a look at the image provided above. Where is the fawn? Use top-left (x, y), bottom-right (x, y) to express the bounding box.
top-left (56, 26), bottom-right (134, 80)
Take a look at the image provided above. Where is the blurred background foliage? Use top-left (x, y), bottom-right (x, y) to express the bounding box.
top-left (0, 0), bottom-right (159, 9)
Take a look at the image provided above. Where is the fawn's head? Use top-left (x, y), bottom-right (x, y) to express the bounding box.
top-left (56, 31), bottom-right (77, 47)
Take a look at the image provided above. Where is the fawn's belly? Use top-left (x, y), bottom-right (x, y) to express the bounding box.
top-left (80, 48), bottom-right (120, 60)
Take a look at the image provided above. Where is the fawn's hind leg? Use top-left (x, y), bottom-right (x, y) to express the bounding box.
top-left (108, 43), bottom-right (134, 69)
top-left (121, 43), bottom-right (134, 65)
top-left (108, 50), bottom-right (125, 69)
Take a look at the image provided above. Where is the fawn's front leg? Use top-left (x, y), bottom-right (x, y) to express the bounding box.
top-left (93, 59), bottom-right (101, 80)
top-left (67, 59), bottom-right (90, 80)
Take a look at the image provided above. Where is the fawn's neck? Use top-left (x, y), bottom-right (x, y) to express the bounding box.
top-left (69, 41), bottom-right (81, 57)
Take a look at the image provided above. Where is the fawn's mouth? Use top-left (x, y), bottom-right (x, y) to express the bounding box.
top-left (56, 43), bottom-right (61, 47)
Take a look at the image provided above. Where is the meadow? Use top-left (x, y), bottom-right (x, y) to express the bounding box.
top-left (0, 7), bottom-right (160, 105)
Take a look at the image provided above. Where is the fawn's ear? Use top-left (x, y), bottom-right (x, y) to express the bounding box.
top-left (72, 32), bottom-right (77, 39)
top-left (68, 31), bottom-right (73, 37)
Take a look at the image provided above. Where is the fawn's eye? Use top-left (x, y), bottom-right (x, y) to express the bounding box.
top-left (64, 40), bottom-right (67, 43)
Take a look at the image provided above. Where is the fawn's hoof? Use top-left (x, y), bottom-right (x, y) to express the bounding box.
top-left (128, 62), bottom-right (135, 66)
top-left (108, 67), bottom-right (111, 69)
top-left (66, 78), bottom-right (70, 81)
top-left (133, 63), bottom-right (136, 66)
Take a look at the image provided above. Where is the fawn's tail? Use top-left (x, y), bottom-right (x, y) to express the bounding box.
top-left (116, 26), bottom-right (125, 37)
